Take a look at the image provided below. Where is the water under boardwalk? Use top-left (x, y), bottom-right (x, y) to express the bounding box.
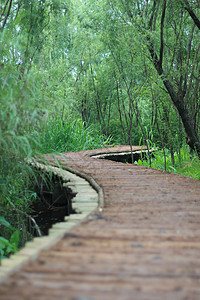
top-left (30, 172), bottom-right (76, 236)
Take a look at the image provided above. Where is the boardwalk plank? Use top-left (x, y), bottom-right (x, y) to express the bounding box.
top-left (0, 146), bottom-right (200, 299)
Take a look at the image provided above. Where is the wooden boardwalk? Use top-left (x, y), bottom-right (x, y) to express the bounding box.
top-left (1, 146), bottom-right (200, 299)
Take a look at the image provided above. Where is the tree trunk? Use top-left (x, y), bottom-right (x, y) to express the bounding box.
top-left (149, 52), bottom-right (200, 157)
top-left (163, 79), bottom-right (200, 157)
top-left (146, 2), bottom-right (200, 158)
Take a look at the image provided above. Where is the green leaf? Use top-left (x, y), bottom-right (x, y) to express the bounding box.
top-left (0, 216), bottom-right (14, 230)
top-left (10, 230), bottom-right (20, 251)
top-left (0, 237), bottom-right (11, 247)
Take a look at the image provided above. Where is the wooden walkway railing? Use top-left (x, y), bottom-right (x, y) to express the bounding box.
top-left (0, 146), bottom-right (200, 299)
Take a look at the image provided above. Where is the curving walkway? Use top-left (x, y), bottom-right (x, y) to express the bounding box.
top-left (1, 146), bottom-right (200, 299)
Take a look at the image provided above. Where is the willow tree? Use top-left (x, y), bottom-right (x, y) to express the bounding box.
top-left (106, 0), bottom-right (200, 156)
top-left (0, 0), bottom-right (73, 248)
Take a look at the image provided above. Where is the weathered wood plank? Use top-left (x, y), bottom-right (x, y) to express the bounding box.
top-left (0, 146), bottom-right (200, 299)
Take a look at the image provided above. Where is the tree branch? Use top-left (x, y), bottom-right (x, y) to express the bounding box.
top-left (2, 0), bottom-right (12, 29)
top-left (184, 41), bottom-right (200, 105)
top-left (183, 23), bottom-right (195, 96)
top-left (148, 0), bottom-right (156, 29)
top-left (0, 0), bottom-right (9, 22)
top-left (159, 0), bottom-right (167, 68)
top-left (181, 0), bottom-right (200, 30)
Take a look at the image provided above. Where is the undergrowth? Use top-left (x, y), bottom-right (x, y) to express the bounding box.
top-left (33, 117), bottom-right (111, 153)
top-left (0, 102), bottom-right (39, 260)
top-left (135, 147), bottom-right (200, 180)
top-left (0, 108), bottom-right (110, 259)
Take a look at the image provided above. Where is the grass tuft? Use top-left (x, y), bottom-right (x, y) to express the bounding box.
top-left (34, 117), bottom-right (111, 153)
top-left (135, 147), bottom-right (200, 180)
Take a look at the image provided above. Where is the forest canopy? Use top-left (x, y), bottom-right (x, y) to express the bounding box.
top-left (1, 0), bottom-right (200, 155)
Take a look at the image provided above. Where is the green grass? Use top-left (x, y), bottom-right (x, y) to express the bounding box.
top-left (34, 117), bottom-right (111, 153)
top-left (0, 112), bottom-right (111, 258)
top-left (0, 217), bottom-right (20, 260)
top-left (0, 103), bottom-right (40, 258)
top-left (135, 147), bottom-right (200, 180)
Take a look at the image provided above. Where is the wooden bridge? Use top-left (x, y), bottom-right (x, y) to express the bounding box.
top-left (0, 146), bottom-right (200, 299)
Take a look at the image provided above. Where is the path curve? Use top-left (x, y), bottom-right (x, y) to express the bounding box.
top-left (1, 146), bottom-right (200, 300)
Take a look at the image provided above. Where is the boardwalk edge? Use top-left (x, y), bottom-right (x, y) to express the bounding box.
top-left (0, 158), bottom-right (104, 284)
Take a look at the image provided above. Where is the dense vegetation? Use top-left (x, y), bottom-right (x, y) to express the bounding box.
top-left (1, 0), bottom-right (200, 257)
